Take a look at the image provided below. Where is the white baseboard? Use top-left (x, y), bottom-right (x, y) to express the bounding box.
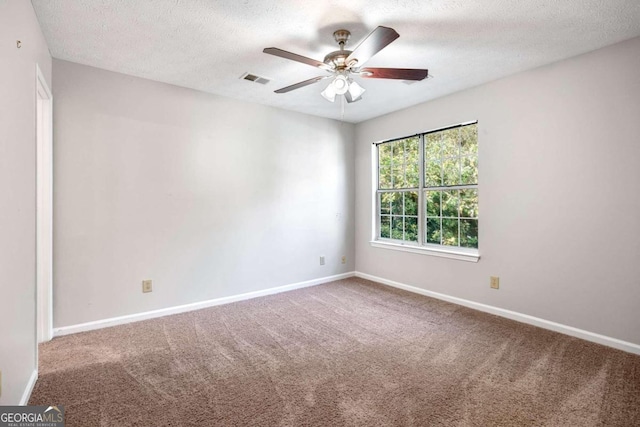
top-left (19, 370), bottom-right (38, 406)
top-left (355, 271), bottom-right (640, 355)
top-left (54, 272), bottom-right (355, 337)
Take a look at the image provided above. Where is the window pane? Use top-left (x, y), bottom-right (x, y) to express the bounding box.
top-left (392, 141), bottom-right (403, 187)
top-left (425, 161), bottom-right (442, 187)
top-left (440, 128), bottom-right (459, 158)
top-left (405, 217), bottom-right (418, 242)
top-left (380, 216), bottom-right (390, 239)
top-left (460, 124), bottom-right (478, 156)
top-left (425, 190), bottom-right (441, 217)
top-left (442, 218), bottom-right (459, 246)
top-left (442, 190), bottom-right (459, 218)
top-left (378, 143), bottom-right (392, 189)
top-left (405, 191), bottom-right (418, 216)
top-left (379, 142), bottom-right (391, 160)
top-left (391, 140), bottom-right (403, 161)
top-left (442, 158), bottom-right (460, 186)
top-left (459, 189), bottom-right (478, 218)
top-left (404, 137), bottom-right (419, 154)
top-left (460, 219), bottom-right (478, 248)
top-left (404, 137), bottom-right (420, 187)
top-left (391, 216), bottom-right (404, 240)
top-left (461, 156), bottom-right (478, 185)
top-left (425, 133), bottom-right (440, 160)
top-left (392, 167), bottom-right (405, 189)
top-left (391, 192), bottom-right (403, 215)
top-left (379, 166), bottom-right (392, 189)
top-left (406, 162), bottom-right (419, 188)
top-left (426, 218), bottom-right (441, 244)
top-left (380, 192), bottom-right (392, 215)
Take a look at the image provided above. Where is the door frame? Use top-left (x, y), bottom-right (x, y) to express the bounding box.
top-left (36, 64), bottom-right (53, 344)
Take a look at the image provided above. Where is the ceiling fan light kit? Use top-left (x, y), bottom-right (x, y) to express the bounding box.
top-left (321, 74), bottom-right (365, 103)
top-left (263, 26), bottom-right (428, 104)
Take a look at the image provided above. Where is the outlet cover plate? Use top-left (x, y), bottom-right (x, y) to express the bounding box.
top-left (142, 280), bottom-right (153, 293)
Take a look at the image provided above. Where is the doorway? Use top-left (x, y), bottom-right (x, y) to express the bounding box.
top-left (36, 64), bottom-right (53, 343)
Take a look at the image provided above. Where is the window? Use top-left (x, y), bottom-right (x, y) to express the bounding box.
top-left (374, 122), bottom-right (479, 261)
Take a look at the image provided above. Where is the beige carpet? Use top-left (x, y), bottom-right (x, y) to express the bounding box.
top-left (30, 278), bottom-right (640, 426)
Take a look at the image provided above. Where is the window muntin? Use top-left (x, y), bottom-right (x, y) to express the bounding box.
top-left (376, 123), bottom-right (478, 250)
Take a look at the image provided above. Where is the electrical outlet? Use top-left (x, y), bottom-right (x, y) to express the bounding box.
top-left (341, 256), bottom-right (346, 264)
top-left (490, 276), bottom-right (500, 289)
top-left (320, 256), bottom-right (325, 266)
top-left (142, 280), bottom-right (153, 293)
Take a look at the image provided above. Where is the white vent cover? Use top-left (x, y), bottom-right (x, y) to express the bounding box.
top-left (240, 72), bottom-right (270, 84)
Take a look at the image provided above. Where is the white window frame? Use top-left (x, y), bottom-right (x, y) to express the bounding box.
top-left (370, 121), bottom-right (480, 263)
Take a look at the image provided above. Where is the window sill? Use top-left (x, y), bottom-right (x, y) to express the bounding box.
top-left (369, 240), bottom-right (480, 263)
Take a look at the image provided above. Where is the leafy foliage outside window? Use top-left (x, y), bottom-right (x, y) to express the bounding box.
top-left (377, 123), bottom-right (478, 249)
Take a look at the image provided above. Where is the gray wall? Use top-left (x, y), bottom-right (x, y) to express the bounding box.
top-left (355, 36), bottom-right (640, 345)
top-left (0, 1), bottom-right (52, 405)
top-left (52, 60), bottom-right (355, 328)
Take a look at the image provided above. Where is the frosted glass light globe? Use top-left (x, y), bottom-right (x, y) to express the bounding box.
top-left (332, 75), bottom-right (349, 95)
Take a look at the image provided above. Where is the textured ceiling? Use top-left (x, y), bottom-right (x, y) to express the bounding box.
top-left (32, 0), bottom-right (640, 123)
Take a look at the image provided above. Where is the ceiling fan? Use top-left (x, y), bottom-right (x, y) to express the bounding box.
top-left (263, 26), bottom-right (429, 103)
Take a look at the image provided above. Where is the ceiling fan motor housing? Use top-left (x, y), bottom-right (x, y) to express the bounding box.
top-left (323, 50), bottom-right (353, 69)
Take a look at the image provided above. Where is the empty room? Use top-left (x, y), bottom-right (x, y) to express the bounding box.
top-left (1, 0), bottom-right (640, 425)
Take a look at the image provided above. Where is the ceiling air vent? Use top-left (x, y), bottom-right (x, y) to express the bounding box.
top-left (240, 72), bottom-right (270, 85)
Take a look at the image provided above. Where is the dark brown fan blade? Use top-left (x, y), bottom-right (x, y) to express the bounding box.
top-left (264, 48), bottom-right (332, 71)
top-left (346, 26), bottom-right (399, 67)
top-left (274, 76), bottom-right (331, 93)
top-left (359, 67), bottom-right (428, 81)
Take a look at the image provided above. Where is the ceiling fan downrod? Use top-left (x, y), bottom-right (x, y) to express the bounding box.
top-left (333, 29), bottom-right (350, 50)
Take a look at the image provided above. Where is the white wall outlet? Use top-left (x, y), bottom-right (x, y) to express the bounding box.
top-left (341, 256), bottom-right (346, 264)
top-left (320, 256), bottom-right (325, 266)
top-left (142, 280), bottom-right (153, 293)
top-left (490, 276), bottom-right (500, 289)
